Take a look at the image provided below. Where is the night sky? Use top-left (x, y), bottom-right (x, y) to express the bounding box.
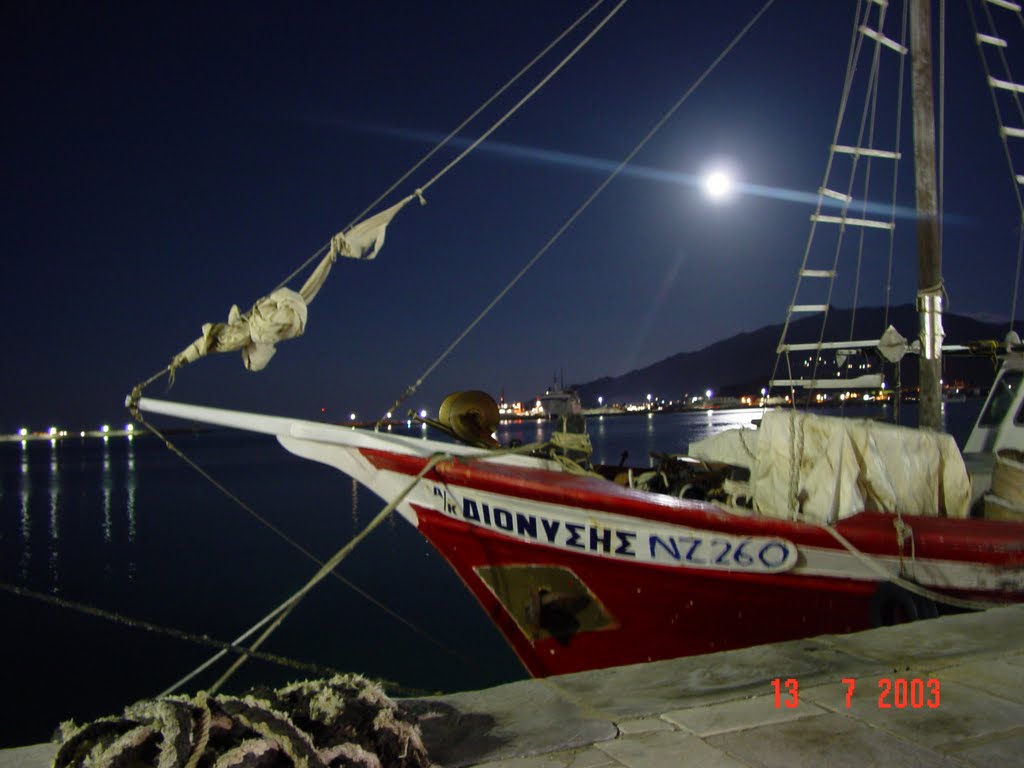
top-left (3, 1), bottom-right (1022, 432)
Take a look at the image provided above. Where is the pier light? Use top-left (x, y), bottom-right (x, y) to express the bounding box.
top-left (349, 413), bottom-right (357, 421)
top-left (706, 389), bottom-right (714, 399)
top-left (48, 426), bottom-right (57, 436)
top-left (386, 412), bottom-right (393, 419)
top-left (18, 427), bottom-right (27, 437)
top-left (101, 424), bottom-right (110, 433)
top-left (125, 424), bottom-right (134, 433)
top-left (646, 393), bottom-right (652, 402)
top-left (79, 431), bottom-right (85, 437)
top-left (598, 396), bottom-right (603, 406)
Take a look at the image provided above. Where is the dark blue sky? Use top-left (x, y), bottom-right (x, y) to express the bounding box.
top-left (2, 1), bottom-right (1021, 431)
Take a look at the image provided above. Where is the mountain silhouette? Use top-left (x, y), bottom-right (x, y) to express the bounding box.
top-left (572, 304), bottom-right (1010, 405)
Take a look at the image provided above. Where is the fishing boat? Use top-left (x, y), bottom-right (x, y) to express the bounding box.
top-left (129, 0), bottom-right (1024, 678)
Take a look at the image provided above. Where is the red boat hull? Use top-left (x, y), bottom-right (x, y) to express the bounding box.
top-left (360, 448), bottom-right (1024, 677)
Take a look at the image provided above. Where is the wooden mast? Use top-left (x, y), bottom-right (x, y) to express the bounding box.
top-left (910, 0), bottom-right (944, 431)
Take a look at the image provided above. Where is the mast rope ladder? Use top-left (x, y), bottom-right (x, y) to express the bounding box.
top-left (970, 0), bottom-right (1024, 333)
top-left (769, 0), bottom-right (907, 399)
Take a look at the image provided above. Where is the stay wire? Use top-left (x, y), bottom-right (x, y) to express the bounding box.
top-left (344, 0), bottom-right (611, 233)
top-left (383, 0), bottom-right (777, 422)
top-left (271, 0), bottom-right (617, 297)
top-left (413, 0), bottom-right (628, 199)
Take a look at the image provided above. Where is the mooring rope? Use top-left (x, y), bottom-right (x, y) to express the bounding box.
top-left (128, 411), bottom-right (467, 677)
top-left (206, 451), bottom-right (452, 694)
top-left (820, 523), bottom-right (1002, 612)
top-left (0, 582), bottom-right (341, 679)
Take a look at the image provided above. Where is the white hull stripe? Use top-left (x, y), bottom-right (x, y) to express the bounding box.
top-left (276, 437), bottom-right (1024, 593)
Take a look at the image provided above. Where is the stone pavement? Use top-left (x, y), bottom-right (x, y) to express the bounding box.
top-left (409, 604), bottom-right (1024, 767)
top-left (4, 605), bottom-right (1023, 768)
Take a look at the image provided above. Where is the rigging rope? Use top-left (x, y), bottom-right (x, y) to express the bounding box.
top-left (883, 0), bottom-right (910, 333)
top-left (769, 0), bottom-right (868, 403)
top-left (129, 1), bottom-right (623, 397)
top-left (382, 0), bottom-right (778, 422)
top-left (125, 2), bottom-right (641, 696)
top-left (412, 0), bottom-right (628, 199)
top-left (271, 0), bottom-right (616, 296)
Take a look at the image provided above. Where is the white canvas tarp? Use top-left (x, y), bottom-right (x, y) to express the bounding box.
top-left (688, 410), bottom-right (971, 523)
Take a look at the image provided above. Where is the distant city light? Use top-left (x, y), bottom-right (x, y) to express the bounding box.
top-left (597, 396), bottom-right (603, 406)
top-left (48, 426), bottom-right (57, 436)
top-left (706, 389), bottom-right (714, 399)
top-left (101, 424), bottom-right (110, 433)
top-left (80, 431), bottom-right (85, 437)
top-left (350, 413), bottom-right (357, 421)
top-left (386, 412), bottom-right (393, 419)
top-left (419, 409), bottom-right (428, 418)
top-left (18, 428), bottom-right (27, 437)
top-left (646, 393), bottom-right (652, 402)
top-left (125, 424), bottom-right (134, 433)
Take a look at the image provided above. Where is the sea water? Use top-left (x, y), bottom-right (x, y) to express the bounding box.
top-left (0, 402), bottom-right (982, 747)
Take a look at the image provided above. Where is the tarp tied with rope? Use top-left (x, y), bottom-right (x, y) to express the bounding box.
top-left (169, 193), bottom-right (423, 376)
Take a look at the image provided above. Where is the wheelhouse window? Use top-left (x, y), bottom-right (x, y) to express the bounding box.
top-left (980, 370), bottom-right (1023, 426)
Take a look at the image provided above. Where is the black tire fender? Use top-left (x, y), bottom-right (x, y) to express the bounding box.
top-left (869, 581), bottom-right (939, 628)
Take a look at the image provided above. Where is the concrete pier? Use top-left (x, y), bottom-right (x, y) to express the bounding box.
top-left (4, 604), bottom-right (1023, 768)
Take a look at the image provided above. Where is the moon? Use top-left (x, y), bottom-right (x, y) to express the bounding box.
top-left (702, 170), bottom-right (734, 201)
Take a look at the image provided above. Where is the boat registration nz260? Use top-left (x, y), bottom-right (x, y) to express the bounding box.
top-left (429, 485), bottom-right (798, 573)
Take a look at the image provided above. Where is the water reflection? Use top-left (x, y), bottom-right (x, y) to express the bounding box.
top-left (19, 443), bottom-right (31, 581)
top-left (683, 408), bottom-right (762, 447)
top-left (102, 439), bottom-right (112, 543)
top-left (48, 440), bottom-right (60, 592)
top-left (351, 477), bottom-right (359, 525)
top-left (126, 438), bottom-right (137, 544)
top-left (126, 439), bottom-right (137, 580)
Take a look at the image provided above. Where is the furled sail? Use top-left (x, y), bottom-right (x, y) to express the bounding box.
top-left (169, 193), bottom-right (423, 376)
top-left (690, 410), bottom-right (971, 523)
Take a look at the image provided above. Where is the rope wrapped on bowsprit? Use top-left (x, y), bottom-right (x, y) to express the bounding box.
top-left (167, 193), bottom-right (424, 382)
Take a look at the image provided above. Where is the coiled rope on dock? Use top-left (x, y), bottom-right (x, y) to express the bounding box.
top-left (53, 673), bottom-right (432, 768)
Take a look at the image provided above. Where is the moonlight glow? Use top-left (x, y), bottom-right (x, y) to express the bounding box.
top-left (703, 170), bottom-right (734, 201)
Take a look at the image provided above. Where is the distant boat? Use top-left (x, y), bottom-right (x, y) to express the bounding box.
top-left (132, 1), bottom-right (1024, 678)
top-left (538, 386), bottom-right (582, 419)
